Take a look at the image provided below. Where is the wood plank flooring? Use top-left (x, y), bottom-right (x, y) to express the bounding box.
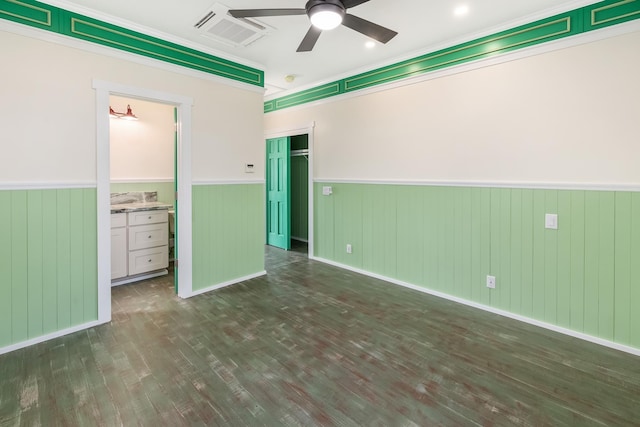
top-left (1, 243), bottom-right (639, 426)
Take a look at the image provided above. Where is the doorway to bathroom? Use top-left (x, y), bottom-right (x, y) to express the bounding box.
top-left (94, 79), bottom-right (194, 325)
top-left (108, 96), bottom-right (177, 294)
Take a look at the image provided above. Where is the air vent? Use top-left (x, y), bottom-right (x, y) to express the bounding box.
top-left (194, 3), bottom-right (274, 47)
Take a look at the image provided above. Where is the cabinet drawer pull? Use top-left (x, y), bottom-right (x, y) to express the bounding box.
top-left (148, 235), bottom-right (152, 238)
top-left (148, 259), bottom-right (152, 263)
top-left (148, 216), bottom-right (152, 219)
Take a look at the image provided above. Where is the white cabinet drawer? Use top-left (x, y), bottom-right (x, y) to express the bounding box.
top-left (128, 209), bottom-right (168, 226)
top-left (111, 213), bottom-right (127, 228)
top-left (129, 246), bottom-right (168, 275)
top-left (128, 223), bottom-right (168, 250)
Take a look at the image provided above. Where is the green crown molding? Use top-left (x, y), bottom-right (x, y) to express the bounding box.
top-left (0, 0), bottom-right (53, 30)
top-left (265, 0), bottom-right (640, 113)
top-left (0, 0), bottom-right (263, 87)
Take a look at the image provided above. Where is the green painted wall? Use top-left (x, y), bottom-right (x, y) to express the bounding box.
top-left (314, 182), bottom-right (640, 349)
top-left (0, 188), bottom-right (98, 347)
top-left (192, 184), bottom-right (265, 291)
top-left (110, 182), bottom-right (175, 207)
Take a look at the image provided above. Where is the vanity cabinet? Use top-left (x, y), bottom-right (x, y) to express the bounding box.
top-left (111, 209), bottom-right (169, 284)
top-left (110, 213), bottom-right (128, 280)
top-left (127, 210), bottom-right (169, 275)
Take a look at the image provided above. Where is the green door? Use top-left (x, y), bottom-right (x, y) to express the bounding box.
top-left (266, 137), bottom-right (290, 250)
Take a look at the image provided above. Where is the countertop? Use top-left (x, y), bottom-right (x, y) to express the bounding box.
top-left (110, 202), bottom-right (173, 214)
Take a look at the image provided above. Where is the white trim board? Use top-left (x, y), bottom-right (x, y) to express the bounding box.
top-left (110, 178), bottom-right (174, 184)
top-left (192, 180), bottom-right (265, 186)
top-left (313, 179), bottom-right (640, 193)
top-left (0, 320), bottom-right (102, 356)
top-left (0, 182), bottom-right (97, 190)
top-left (186, 271), bottom-right (267, 298)
top-left (312, 256), bottom-right (640, 358)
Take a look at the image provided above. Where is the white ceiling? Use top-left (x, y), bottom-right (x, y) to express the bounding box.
top-left (50, 0), bottom-right (598, 97)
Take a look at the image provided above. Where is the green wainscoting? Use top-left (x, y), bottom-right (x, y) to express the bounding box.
top-left (314, 182), bottom-right (640, 349)
top-left (110, 181), bottom-right (175, 207)
top-left (264, 0), bottom-right (640, 112)
top-left (192, 184), bottom-right (265, 292)
top-left (0, 0), bottom-right (263, 87)
top-left (0, 188), bottom-right (98, 347)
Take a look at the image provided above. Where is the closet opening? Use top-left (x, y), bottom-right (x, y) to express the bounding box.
top-left (265, 132), bottom-right (312, 256)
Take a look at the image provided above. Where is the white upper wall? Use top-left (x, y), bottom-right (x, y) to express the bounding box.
top-left (109, 95), bottom-right (174, 181)
top-left (0, 30), bottom-right (264, 184)
top-left (264, 31), bottom-right (640, 186)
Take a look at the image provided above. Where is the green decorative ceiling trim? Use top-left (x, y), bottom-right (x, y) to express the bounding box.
top-left (265, 0), bottom-right (640, 112)
top-left (264, 100), bottom-right (275, 113)
top-left (0, 0), bottom-right (54, 30)
top-left (345, 14), bottom-right (575, 92)
top-left (273, 82), bottom-right (342, 110)
top-left (587, 0), bottom-right (640, 29)
top-left (64, 13), bottom-right (262, 86)
top-left (0, 0), bottom-right (263, 87)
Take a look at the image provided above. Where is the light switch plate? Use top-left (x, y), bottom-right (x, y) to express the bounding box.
top-left (244, 163), bottom-right (255, 173)
top-left (545, 213), bottom-right (558, 230)
top-left (322, 186), bottom-right (333, 196)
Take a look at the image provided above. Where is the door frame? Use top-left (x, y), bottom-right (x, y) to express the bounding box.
top-left (93, 79), bottom-right (194, 325)
top-left (264, 122), bottom-right (315, 258)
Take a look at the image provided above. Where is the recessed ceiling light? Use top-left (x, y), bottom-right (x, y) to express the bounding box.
top-left (365, 41), bottom-right (376, 49)
top-left (454, 5), bottom-right (469, 16)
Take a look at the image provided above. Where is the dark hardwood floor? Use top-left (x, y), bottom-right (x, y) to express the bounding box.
top-left (1, 244), bottom-right (639, 426)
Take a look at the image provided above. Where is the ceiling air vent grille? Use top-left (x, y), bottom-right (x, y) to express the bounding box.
top-left (194, 4), bottom-right (273, 47)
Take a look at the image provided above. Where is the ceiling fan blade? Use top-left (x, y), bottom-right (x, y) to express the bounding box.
top-left (297, 26), bottom-right (323, 52)
top-left (228, 9), bottom-right (306, 18)
top-left (342, 13), bottom-right (398, 44)
top-left (341, 0), bottom-right (371, 9)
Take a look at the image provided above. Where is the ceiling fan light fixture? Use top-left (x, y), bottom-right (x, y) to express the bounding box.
top-left (307, 1), bottom-right (345, 30)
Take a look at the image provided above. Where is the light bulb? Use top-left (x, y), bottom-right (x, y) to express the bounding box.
top-left (310, 10), bottom-right (343, 30)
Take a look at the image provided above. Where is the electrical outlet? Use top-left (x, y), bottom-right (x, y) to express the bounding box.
top-left (486, 275), bottom-right (496, 289)
top-left (346, 244), bottom-right (352, 254)
top-left (545, 213), bottom-right (558, 230)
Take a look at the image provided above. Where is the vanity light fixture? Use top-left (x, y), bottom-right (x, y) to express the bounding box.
top-left (121, 104), bottom-right (138, 121)
top-left (109, 104), bottom-right (139, 121)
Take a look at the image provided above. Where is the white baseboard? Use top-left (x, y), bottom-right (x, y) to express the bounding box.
top-left (312, 256), bottom-right (640, 358)
top-left (0, 320), bottom-right (105, 356)
top-left (185, 271), bottom-right (267, 298)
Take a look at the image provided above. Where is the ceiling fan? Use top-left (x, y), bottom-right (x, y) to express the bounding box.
top-left (228, 0), bottom-right (398, 52)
